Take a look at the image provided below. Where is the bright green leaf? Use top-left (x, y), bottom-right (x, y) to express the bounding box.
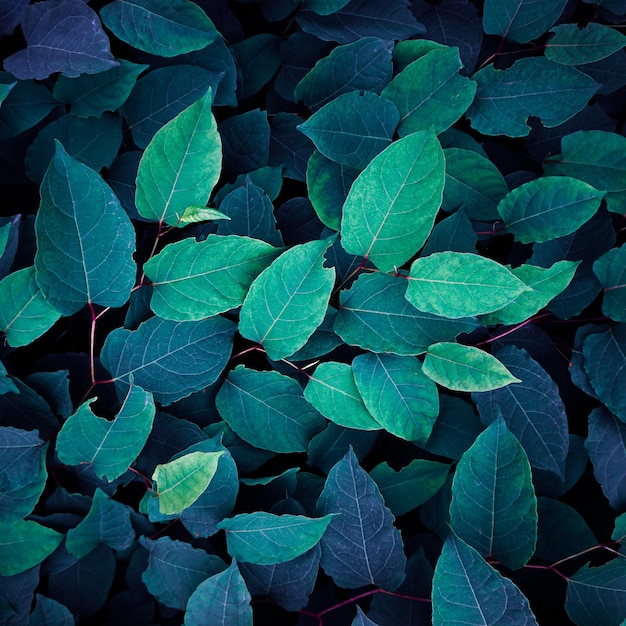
top-left (0, 519), bottom-right (63, 576)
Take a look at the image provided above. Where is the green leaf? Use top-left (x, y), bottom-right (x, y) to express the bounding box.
top-left (381, 47), bottom-right (476, 136)
top-left (406, 251), bottom-right (530, 318)
top-left (352, 353), bottom-right (439, 443)
top-left (546, 23), bottom-right (626, 66)
top-left (101, 315), bottom-right (235, 406)
top-left (432, 532), bottom-right (538, 625)
top-left (238, 238), bottom-right (335, 360)
top-left (423, 342), bottom-right (521, 392)
top-left (144, 235), bottom-right (281, 321)
top-left (467, 58), bottom-right (598, 137)
top-left (217, 512), bottom-right (333, 565)
top-left (34, 141), bottom-right (136, 315)
top-left (216, 366), bottom-right (326, 453)
top-left (341, 131), bottom-right (445, 272)
top-left (56, 382), bottom-right (155, 481)
top-left (297, 91), bottom-right (399, 169)
top-left (450, 416), bottom-right (538, 569)
top-left (100, 0), bottom-right (219, 57)
top-left (304, 361), bottom-right (380, 430)
top-left (497, 176), bottom-right (604, 243)
top-left (0, 266), bottom-right (62, 347)
top-left (594, 245), bottom-right (626, 322)
top-left (0, 519), bottom-right (63, 576)
top-left (179, 206), bottom-right (231, 224)
top-left (153, 449), bottom-right (224, 515)
top-left (135, 88), bottom-right (221, 226)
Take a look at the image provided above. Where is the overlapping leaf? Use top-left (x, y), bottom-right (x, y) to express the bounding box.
top-left (0, 519), bottom-right (63, 576)
top-left (546, 23), bottom-right (626, 66)
top-left (593, 245), bottom-right (626, 323)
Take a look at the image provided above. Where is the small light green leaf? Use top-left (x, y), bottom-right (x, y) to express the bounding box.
top-left (144, 235), bottom-right (281, 321)
top-left (423, 342), bottom-right (521, 392)
top-left (381, 47), bottom-right (476, 136)
top-left (100, 0), bottom-right (219, 58)
top-left (406, 252), bottom-right (530, 318)
top-left (239, 238), bottom-right (335, 360)
top-left (179, 206), bottom-right (231, 224)
top-left (546, 23), bottom-right (626, 66)
top-left (34, 141), bottom-right (136, 315)
top-left (135, 88), bottom-right (221, 226)
top-left (56, 382), bottom-right (155, 481)
top-left (594, 245), bottom-right (626, 323)
top-left (341, 131), bottom-right (445, 272)
top-left (0, 519), bottom-right (63, 576)
top-left (352, 353), bottom-right (439, 443)
top-left (153, 450), bottom-right (224, 515)
top-left (217, 512), bottom-right (334, 565)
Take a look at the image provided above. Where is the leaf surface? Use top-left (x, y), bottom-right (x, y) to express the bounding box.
top-left (0, 519), bottom-right (63, 576)
top-left (594, 245), bottom-right (626, 323)
top-left (546, 23), bottom-right (626, 66)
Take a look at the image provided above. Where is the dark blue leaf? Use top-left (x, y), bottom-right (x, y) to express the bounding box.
top-left (30, 594), bottom-right (74, 626)
top-left (421, 209), bottom-right (478, 256)
top-left (0, 0), bottom-right (27, 37)
top-left (219, 110), bottom-right (270, 179)
top-left (354, 606), bottom-right (380, 626)
top-left (0, 378), bottom-right (59, 439)
top-left (275, 197), bottom-right (325, 247)
top-left (0, 565), bottom-right (39, 626)
top-left (231, 34), bottom-right (282, 101)
top-left (580, 50), bottom-right (626, 96)
top-left (24, 370), bottom-right (72, 420)
top-left (106, 151), bottom-right (144, 221)
top-left (269, 112), bottom-right (315, 181)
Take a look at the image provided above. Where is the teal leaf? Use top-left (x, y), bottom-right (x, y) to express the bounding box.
top-left (65, 488), bottom-right (134, 558)
top-left (303, 0), bottom-right (351, 15)
top-left (432, 532), bottom-right (539, 625)
top-left (184, 561), bottom-right (252, 626)
top-left (100, 315), bottom-right (236, 406)
top-left (546, 23), bottom-right (626, 65)
top-left (144, 235), bottom-right (281, 321)
top-left (135, 88), bottom-right (221, 226)
top-left (423, 342), bottom-right (521, 392)
top-left (214, 165), bottom-right (284, 208)
top-left (566, 559), bottom-right (626, 626)
top-left (30, 594), bottom-right (74, 626)
top-left (352, 353), bottom-right (439, 443)
top-left (341, 131), bottom-right (445, 272)
top-left (483, 0), bottom-right (567, 44)
top-left (269, 112), bottom-right (315, 181)
top-left (334, 272), bottom-right (479, 356)
top-left (34, 141), bottom-right (135, 316)
top-left (421, 209), bottom-right (478, 256)
top-left (56, 382), bottom-right (155, 481)
top-left (467, 58), bottom-right (598, 137)
top-left (231, 34), bottom-right (281, 101)
top-left (304, 361), bottom-right (381, 430)
top-left (100, 0), bottom-right (219, 58)
top-left (316, 447), bottom-right (406, 589)
top-left (0, 519), bottom-right (63, 576)
top-left (594, 245), bottom-right (626, 322)
top-left (406, 251), bottom-right (530, 318)
top-left (450, 416), bottom-right (538, 569)
top-left (219, 110), bottom-right (270, 179)
top-left (239, 238), bottom-right (335, 360)
top-left (0, 266), bottom-right (62, 347)
top-left (217, 512), bottom-right (333, 565)
top-left (381, 47), bottom-right (476, 136)
top-left (216, 366), bottom-right (326, 453)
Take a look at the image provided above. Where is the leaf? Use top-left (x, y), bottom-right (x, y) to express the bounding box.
top-left (231, 34), bottom-right (281, 101)
top-left (594, 245), bottom-right (626, 323)
top-left (144, 235), bottom-right (280, 321)
top-left (100, 0), bottom-right (219, 58)
top-left (304, 361), bottom-right (381, 430)
top-left (179, 206), bottom-right (230, 224)
top-left (0, 0), bottom-right (28, 38)
top-left (30, 594), bottom-right (75, 626)
top-left (0, 82), bottom-right (15, 108)
top-left (100, 315), bottom-right (236, 406)
top-left (216, 366), bottom-right (326, 453)
top-left (546, 23), bottom-right (626, 65)
top-left (184, 561), bottom-right (252, 626)
top-left (381, 47), bottom-right (476, 136)
top-left (316, 447), bottom-right (406, 589)
top-left (353, 607), bottom-right (380, 626)
top-left (467, 58), bottom-right (599, 137)
top-left (483, 0), bottom-right (568, 44)
top-left (341, 130), bottom-right (445, 272)
top-left (566, 559), bottom-right (626, 626)
top-left (450, 416), bottom-right (538, 569)
top-left (0, 266), bottom-right (62, 347)
top-left (219, 109), bottom-right (270, 179)
top-left (303, 0), bottom-right (351, 15)
top-left (269, 112), bottom-right (315, 182)
top-left (217, 512), bottom-right (333, 565)
top-left (135, 87), bottom-right (221, 226)
top-left (56, 382), bottom-right (155, 481)
top-left (34, 141), bottom-right (136, 315)
top-left (421, 209), bottom-right (478, 256)
top-left (4, 0), bottom-right (117, 80)
top-left (153, 450), bottom-right (224, 515)
top-left (406, 251), bottom-right (530, 318)
top-left (423, 342), bottom-right (521, 392)
top-left (352, 353), bottom-right (439, 442)
top-left (0, 519), bottom-right (63, 576)
top-left (432, 532), bottom-right (539, 625)
top-left (238, 238), bottom-right (335, 360)
top-left (298, 91), bottom-right (399, 170)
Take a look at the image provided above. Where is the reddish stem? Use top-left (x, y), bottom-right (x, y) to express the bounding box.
top-left (475, 312), bottom-right (551, 347)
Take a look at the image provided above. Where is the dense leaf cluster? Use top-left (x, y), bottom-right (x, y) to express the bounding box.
top-left (1, 0), bottom-right (626, 624)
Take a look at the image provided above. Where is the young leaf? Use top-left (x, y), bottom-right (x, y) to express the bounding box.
top-left (341, 130), bottom-right (445, 272)
top-left (179, 206), bottom-right (230, 224)
top-left (135, 88), bottom-right (222, 226)
top-left (593, 245), bottom-right (626, 322)
top-left (423, 342), bottom-right (521, 392)
top-left (546, 23), bottom-right (626, 66)
top-left (0, 519), bottom-right (63, 576)
top-left (238, 238), bottom-right (335, 360)
top-left (34, 141), bottom-right (136, 316)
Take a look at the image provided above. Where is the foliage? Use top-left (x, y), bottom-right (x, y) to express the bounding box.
top-left (1, 0), bottom-right (626, 624)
